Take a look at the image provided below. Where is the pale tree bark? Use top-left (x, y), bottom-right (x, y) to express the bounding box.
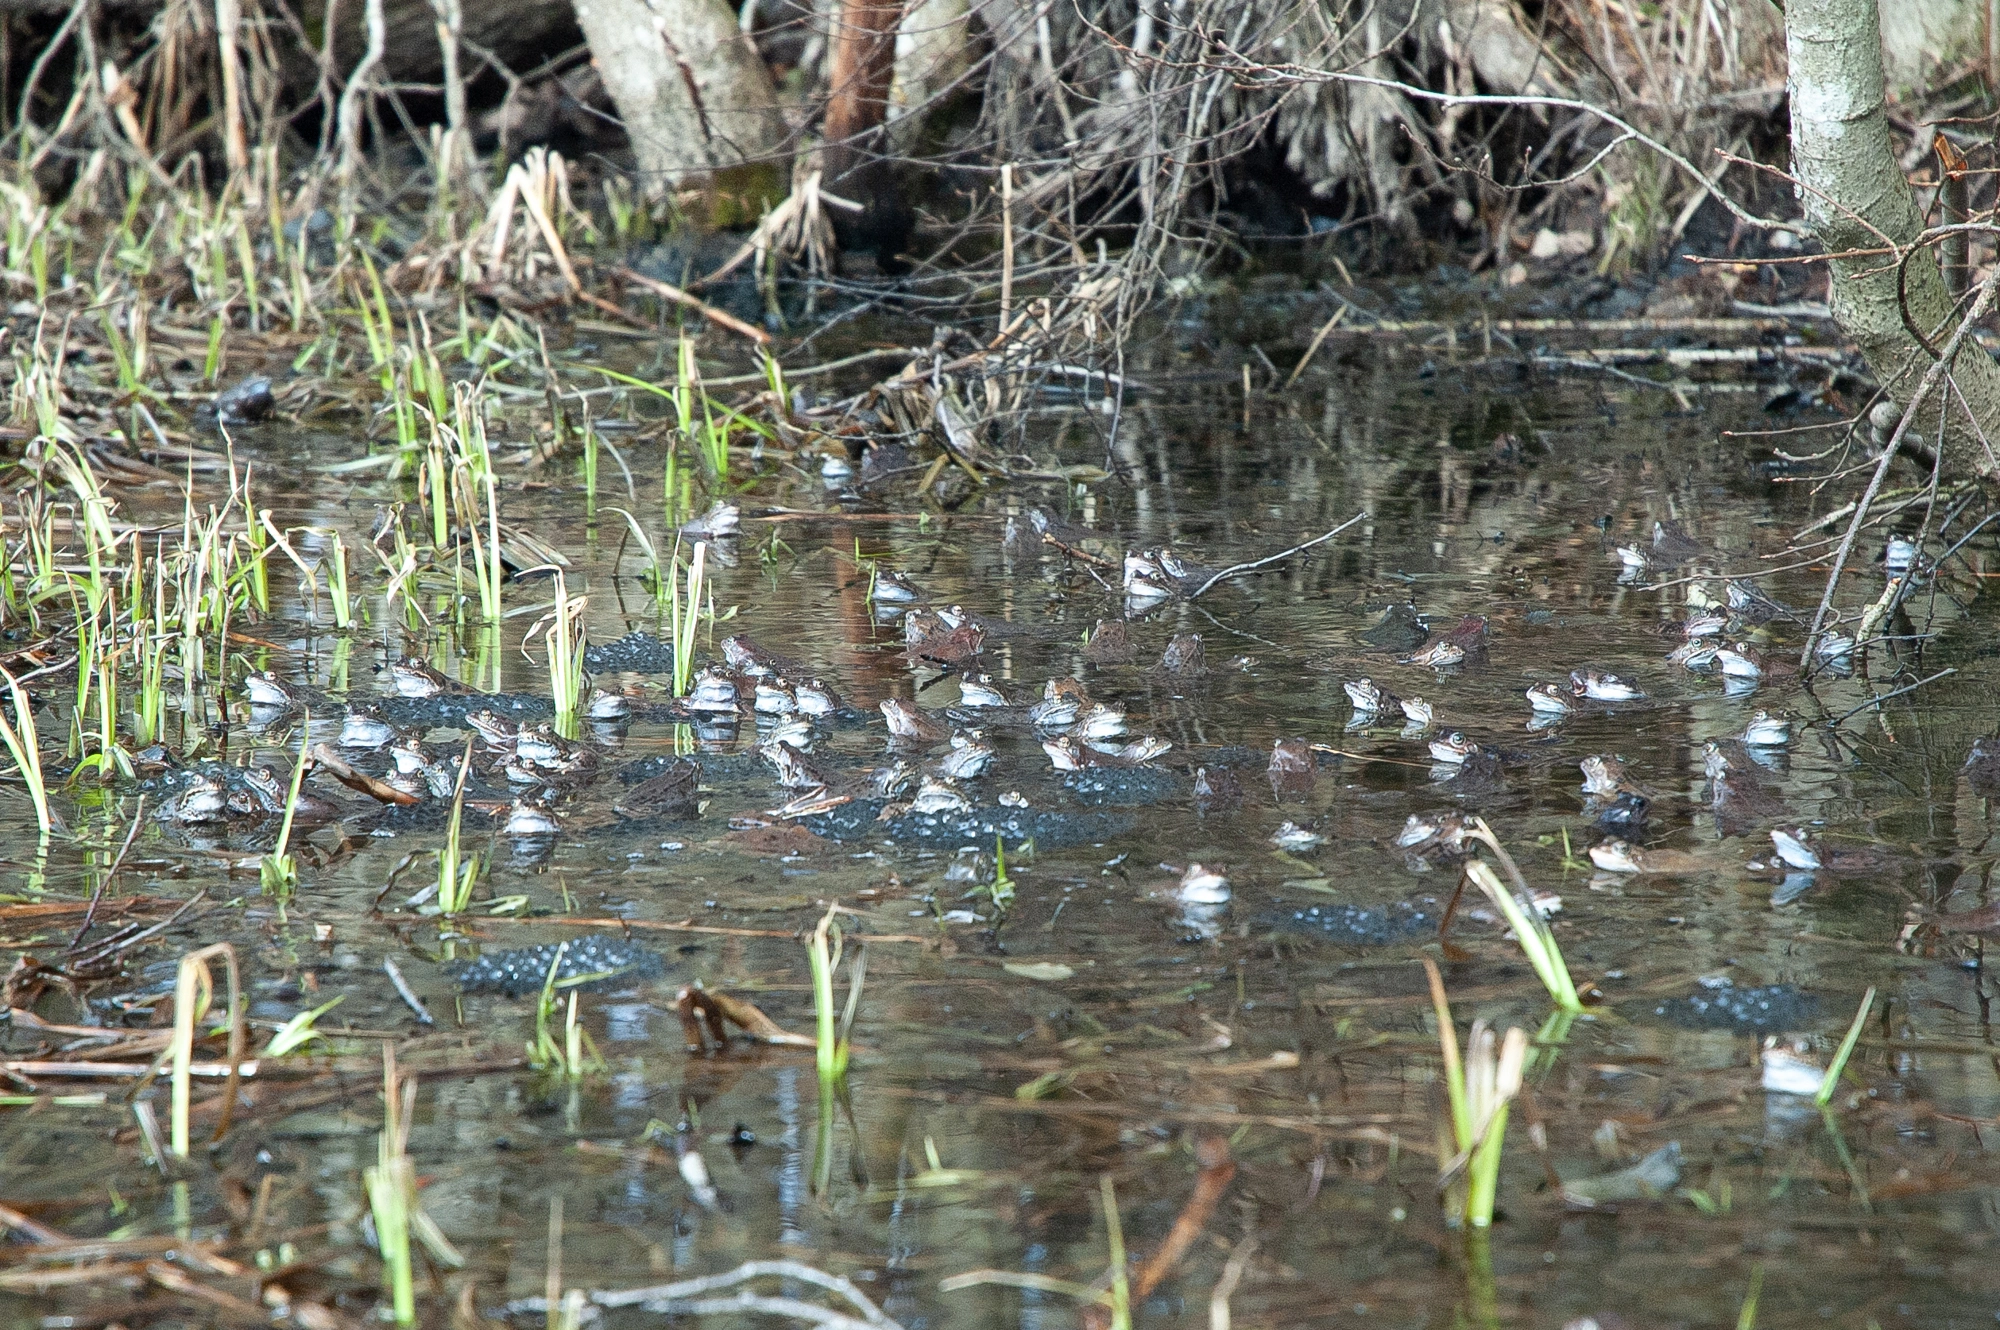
top-left (887, 0), bottom-right (970, 150)
top-left (571, 0), bottom-right (787, 191)
top-left (1787, 0), bottom-right (2000, 475)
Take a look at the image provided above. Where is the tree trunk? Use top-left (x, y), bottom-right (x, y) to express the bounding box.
top-left (570, 0), bottom-right (787, 193)
top-left (821, 0), bottom-right (910, 260)
top-left (1787, 0), bottom-right (2000, 473)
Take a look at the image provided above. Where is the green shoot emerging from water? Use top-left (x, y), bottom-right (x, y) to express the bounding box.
top-left (261, 995), bottom-right (344, 1057)
top-left (671, 541), bottom-right (709, 697)
top-left (991, 834), bottom-right (1015, 911)
top-left (364, 1047), bottom-right (415, 1325)
top-left (0, 664), bottom-right (51, 837)
top-left (436, 745), bottom-right (479, 916)
top-left (1736, 1263), bottom-right (1765, 1330)
top-left (540, 572), bottom-right (588, 726)
top-left (527, 945), bottom-right (603, 1080)
top-left (259, 720), bottom-right (312, 901)
top-left (1424, 956), bottom-right (1527, 1230)
top-left (807, 900), bottom-right (866, 1085)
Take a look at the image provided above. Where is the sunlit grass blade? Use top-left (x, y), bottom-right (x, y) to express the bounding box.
top-left (258, 717), bottom-right (312, 901)
top-left (1815, 986), bottom-right (1875, 1109)
top-left (0, 664), bottom-right (52, 837)
top-left (604, 505), bottom-right (670, 612)
top-left (1463, 818), bottom-right (1583, 1014)
top-left (670, 541), bottom-right (708, 697)
top-left (262, 995), bottom-right (344, 1056)
top-left (1736, 1263), bottom-right (1765, 1330)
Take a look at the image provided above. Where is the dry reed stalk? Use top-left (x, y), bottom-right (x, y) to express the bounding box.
top-left (215, 0), bottom-right (249, 175)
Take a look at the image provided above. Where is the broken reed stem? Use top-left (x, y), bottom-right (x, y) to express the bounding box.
top-left (1800, 253), bottom-right (2000, 671)
top-left (1424, 926), bottom-right (1529, 1229)
top-left (1100, 1175), bottom-right (1131, 1330)
top-left (169, 942), bottom-right (244, 1157)
top-left (1458, 1024), bottom-right (1527, 1228)
top-left (1282, 306), bottom-right (1347, 390)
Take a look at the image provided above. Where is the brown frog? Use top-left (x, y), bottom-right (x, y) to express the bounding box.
top-left (1158, 633), bottom-right (1207, 676)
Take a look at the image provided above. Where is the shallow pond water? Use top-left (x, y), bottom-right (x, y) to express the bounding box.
top-left (9, 314), bottom-right (2000, 1329)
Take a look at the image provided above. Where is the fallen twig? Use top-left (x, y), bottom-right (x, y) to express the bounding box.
top-left (310, 743), bottom-right (420, 806)
top-left (67, 890), bottom-right (207, 969)
top-left (1533, 355), bottom-right (1696, 404)
top-left (1188, 511), bottom-right (1366, 599)
top-left (611, 266), bottom-right (773, 345)
top-left (0, 1202), bottom-right (69, 1244)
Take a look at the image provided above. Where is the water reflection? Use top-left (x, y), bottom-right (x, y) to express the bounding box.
top-left (16, 330), bottom-right (2000, 1325)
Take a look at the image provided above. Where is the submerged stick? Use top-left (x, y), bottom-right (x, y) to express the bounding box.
top-left (382, 958), bottom-right (434, 1026)
top-left (1187, 511), bottom-right (1366, 599)
top-left (1126, 1138), bottom-right (1235, 1302)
